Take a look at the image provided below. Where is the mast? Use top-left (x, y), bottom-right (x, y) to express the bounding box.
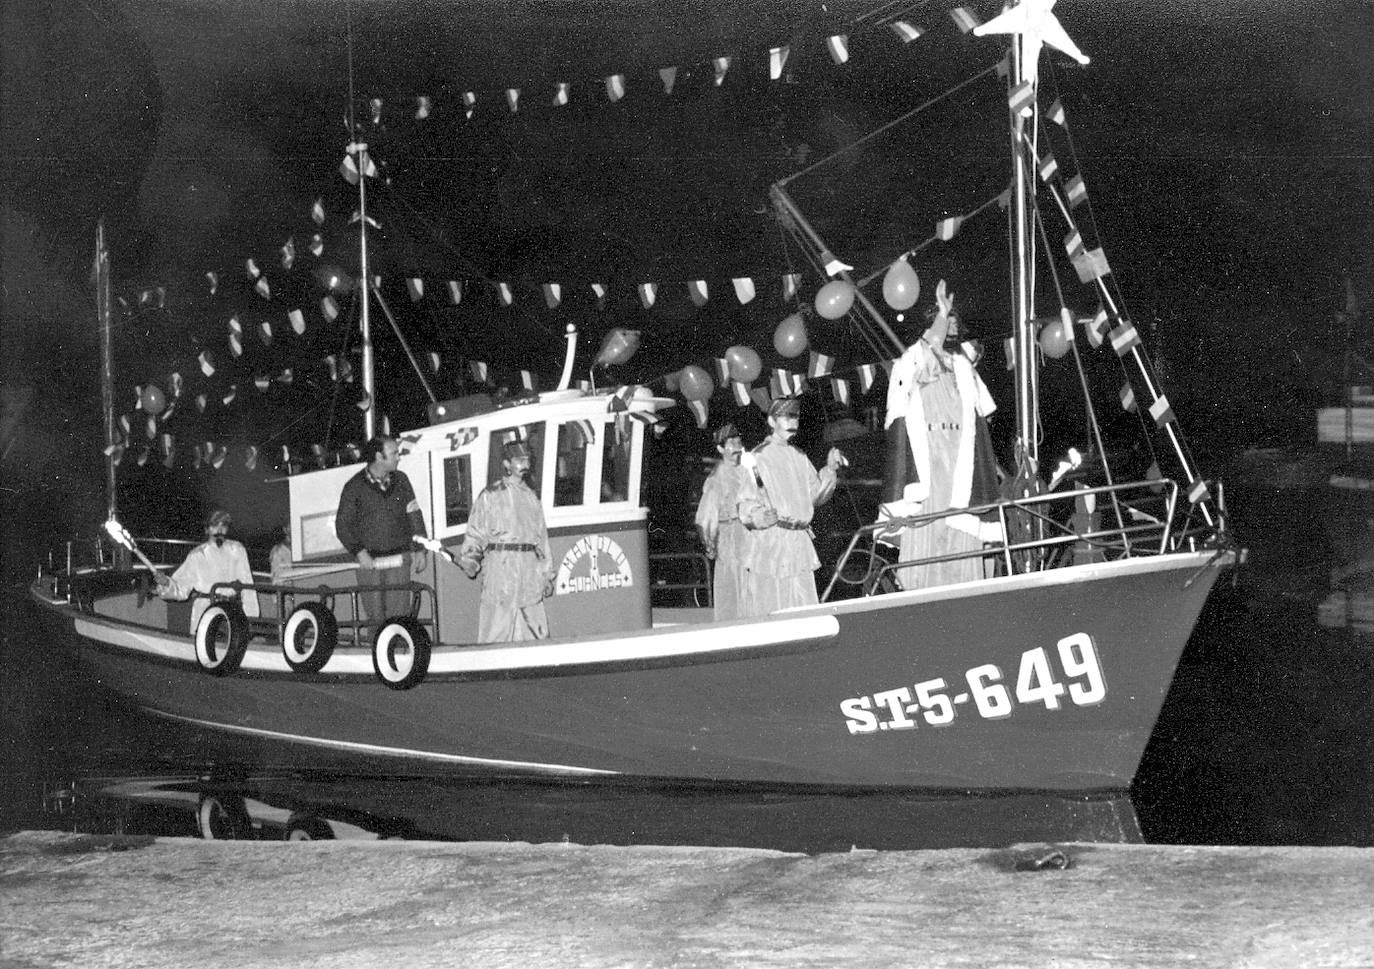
top-left (95, 218), bottom-right (118, 522)
top-left (354, 136), bottom-right (376, 441)
top-left (1009, 42), bottom-right (1039, 474)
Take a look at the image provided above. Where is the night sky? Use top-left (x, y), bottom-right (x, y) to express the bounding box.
top-left (2, 0), bottom-right (1372, 553)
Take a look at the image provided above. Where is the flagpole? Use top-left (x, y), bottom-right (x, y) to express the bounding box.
top-left (345, 9), bottom-right (376, 441)
top-left (1009, 44), bottom-right (1039, 474)
top-left (95, 218), bottom-right (119, 525)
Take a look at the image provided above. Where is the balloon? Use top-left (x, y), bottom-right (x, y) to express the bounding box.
top-left (773, 313), bottom-right (809, 358)
top-left (139, 384), bottom-right (166, 416)
top-left (595, 328), bottom-right (641, 366)
top-left (677, 364), bottom-right (715, 402)
top-left (813, 280), bottom-right (855, 321)
top-left (1038, 317), bottom-right (1073, 359)
top-left (882, 258), bottom-right (920, 311)
top-left (725, 345), bottom-right (762, 383)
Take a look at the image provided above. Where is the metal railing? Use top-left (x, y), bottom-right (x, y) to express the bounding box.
top-left (648, 551), bottom-right (713, 608)
top-left (821, 477), bottom-right (1226, 602)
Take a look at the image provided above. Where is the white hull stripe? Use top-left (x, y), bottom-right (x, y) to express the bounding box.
top-left (147, 708), bottom-right (619, 775)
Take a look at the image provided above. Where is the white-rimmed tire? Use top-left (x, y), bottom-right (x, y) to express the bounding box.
top-left (372, 616), bottom-right (431, 690)
top-left (194, 600), bottom-right (250, 675)
top-left (285, 815), bottom-right (335, 841)
top-left (282, 601), bottom-right (338, 674)
top-left (197, 794), bottom-right (251, 840)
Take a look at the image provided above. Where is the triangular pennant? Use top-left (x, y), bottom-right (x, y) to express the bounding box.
top-left (1120, 383), bottom-right (1137, 413)
top-left (606, 74), bottom-right (626, 102)
top-left (258, 320), bottom-right (273, 345)
top-left (659, 66), bottom-right (677, 94)
top-left (687, 399), bottom-right (709, 428)
top-left (782, 273), bottom-right (800, 301)
top-left (807, 351), bottom-right (834, 379)
top-left (280, 236), bottom-right (295, 269)
top-left (496, 281), bottom-right (513, 305)
top-left (255, 276), bottom-right (271, 300)
top-left (415, 95), bottom-right (432, 119)
top-left (1008, 81), bottom-right (1035, 118)
top-left (447, 280), bottom-right (463, 304)
top-left (553, 82), bottom-right (570, 106)
top-left (732, 381), bottom-right (751, 406)
top-left (637, 282), bottom-right (657, 308)
top-left (520, 370), bottom-right (537, 392)
top-left (687, 279), bottom-right (709, 307)
top-left (1085, 308), bottom-right (1109, 348)
top-left (830, 377), bottom-right (850, 406)
top-left (506, 88), bottom-right (520, 112)
top-left (428, 351), bottom-right (441, 373)
top-left (246, 258), bottom-right (261, 278)
top-left (1109, 321), bottom-right (1140, 357)
top-left (369, 98), bottom-right (383, 125)
top-left (406, 278), bottom-right (424, 301)
top-left (222, 385), bottom-right (237, 406)
top-left (1047, 98), bottom-right (1066, 126)
top-left (1066, 174), bottom-right (1088, 207)
top-left (308, 233), bottom-right (324, 257)
top-left (731, 277), bottom-right (756, 304)
top-left (949, 6), bottom-right (980, 33)
top-left (206, 271), bottom-right (218, 295)
top-left (1037, 152), bottom-right (1059, 182)
top-left (826, 34), bottom-right (849, 65)
top-left (713, 57), bottom-right (730, 86)
top-left (288, 308), bottom-right (305, 334)
top-left (890, 21), bottom-right (923, 43)
top-left (320, 295), bottom-right (339, 322)
top-left (1148, 394), bottom-right (1175, 427)
top-left (255, 375), bottom-right (271, 392)
top-left (856, 363), bottom-right (876, 393)
top-left (198, 351), bottom-right (215, 378)
top-left (542, 282), bottom-right (562, 309)
top-left (936, 216), bottom-right (964, 241)
top-left (769, 46), bottom-right (790, 80)
top-left (590, 282), bottom-right (608, 306)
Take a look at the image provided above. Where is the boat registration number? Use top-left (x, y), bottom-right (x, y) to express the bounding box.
top-left (839, 633), bottom-right (1107, 734)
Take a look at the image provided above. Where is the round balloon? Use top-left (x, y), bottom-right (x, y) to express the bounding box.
top-left (595, 328), bottom-right (641, 366)
top-left (725, 345), bottom-right (762, 383)
top-left (773, 313), bottom-right (809, 358)
top-left (1038, 317), bottom-right (1073, 359)
top-left (677, 365), bottom-right (715, 401)
top-left (140, 384), bottom-right (166, 416)
top-left (882, 258), bottom-right (920, 311)
top-left (813, 281), bottom-right (855, 321)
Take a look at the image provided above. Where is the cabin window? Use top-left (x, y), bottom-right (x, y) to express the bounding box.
top-left (443, 454), bottom-right (473, 528)
top-left (601, 419), bottom-right (632, 502)
top-left (553, 421), bottom-right (592, 507)
top-left (488, 423), bottom-right (544, 497)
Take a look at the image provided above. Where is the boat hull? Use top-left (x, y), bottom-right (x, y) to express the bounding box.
top-left (32, 551), bottom-right (1226, 792)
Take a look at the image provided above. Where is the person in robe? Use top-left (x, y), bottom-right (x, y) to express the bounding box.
top-left (156, 509), bottom-right (260, 632)
top-left (880, 279), bottom-right (1002, 590)
top-left (694, 422), bottom-right (750, 621)
top-left (737, 397), bottom-right (847, 613)
top-left (269, 525), bottom-right (293, 584)
top-left (458, 439), bottom-right (555, 642)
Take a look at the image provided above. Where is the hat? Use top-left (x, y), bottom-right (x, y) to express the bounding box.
top-left (502, 440), bottom-right (531, 460)
top-left (713, 422), bottom-right (741, 446)
top-left (206, 509), bottom-right (232, 529)
top-left (767, 396), bottom-right (801, 418)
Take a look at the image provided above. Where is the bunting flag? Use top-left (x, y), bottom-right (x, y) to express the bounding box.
top-left (1120, 383), bottom-right (1136, 413)
top-left (463, 92), bottom-right (477, 117)
top-left (206, 271), bottom-right (218, 295)
top-left (1065, 174), bottom-right (1088, 207)
top-left (770, 369), bottom-right (804, 398)
top-left (244, 446), bottom-right (258, 471)
top-left (506, 88), bottom-right (520, 112)
top-left (1085, 308), bottom-right (1109, 348)
top-left (590, 282), bottom-right (608, 306)
top-left (820, 249), bottom-right (853, 276)
top-left (732, 277), bottom-right (756, 304)
top-left (246, 258), bottom-right (260, 279)
top-left (254, 276), bottom-right (271, 300)
top-left (1037, 152), bottom-right (1059, 182)
top-left (1187, 478), bottom-right (1211, 504)
top-left (1008, 81), bottom-right (1035, 117)
top-left (831, 377), bottom-right (850, 406)
top-left (890, 21), bottom-right (923, 43)
top-left (222, 386), bottom-right (237, 406)
top-left (713, 358), bottom-right (730, 383)
top-left (428, 351), bottom-right (441, 373)
top-left (195, 394), bottom-right (207, 412)
top-left (1146, 461), bottom-right (1163, 482)
top-left (254, 375), bottom-right (271, 392)
top-left (732, 381), bottom-right (751, 406)
top-left (146, 415), bottom-right (157, 440)
top-left (198, 351), bottom-right (215, 378)
top-left (416, 95), bottom-right (432, 119)
top-left (713, 57), bottom-right (730, 86)
top-left (1064, 228), bottom-right (1085, 258)
top-left (1149, 395), bottom-right (1176, 427)
top-left (782, 273), bottom-right (801, 300)
top-left (637, 282), bottom-right (657, 308)
top-left (769, 46), bottom-right (790, 80)
top-left (606, 74), bottom-right (626, 102)
top-left (136, 446), bottom-right (150, 467)
top-left (320, 295), bottom-right (339, 322)
top-left (288, 308), bottom-right (305, 334)
top-left (469, 360), bottom-right (488, 382)
top-left (826, 35), bottom-right (849, 65)
top-left (880, 359), bottom-right (895, 376)
top-left (1109, 321), bottom-right (1140, 357)
top-left (308, 234), bottom-right (324, 257)
top-left (936, 216), bottom-right (964, 241)
top-left (542, 282), bottom-right (562, 309)
top-left (356, 391), bottom-right (372, 411)
top-left (578, 379), bottom-right (593, 392)
top-left (945, 6), bottom-right (980, 33)
top-left (447, 280), bottom-right (463, 304)
top-left (552, 82), bottom-right (570, 106)
top-left (687, 279), bottom-right (709, 307)
top-left (280, 237), bottom-right (295, 269)
top-left (406, 278), bottom-right (424, 301)
top-left (659, 66), bottom-right (677, 94)
top-left (212, 445), bottom-right (228, 470)
top-left (119, 414), bottom-right (130, 435)
top-left (311, 443), bottom-right (328, 468)
top-left (1046, 98), bottom-right (1066, 126)
top-left (339, 153), bottom-right (377, 183)
top-left (1072, 248), bottom-right (1112, 283)
top-left (856, 363), bottom-right (877, 393)
top-left (687, 399), bottom-right (709, 428)
top-left (807, 351), bottom-right (834, 378)
top-left (258, 320), bottom-right (273, 345)
top-left (749, 387), bottom-right (771, 412)
top-left (520, 370), bottom-right (537, 392)
top-left (169, 372), bottom-right (183, 398)
top-left (496, 281), bottom-right (513, 305)
top-left (324, 355), bottom-right (339, 381)
top-left (369, 98), bottom-right (383, 124)
top-left (996, 54), bottom-right (1010, 78)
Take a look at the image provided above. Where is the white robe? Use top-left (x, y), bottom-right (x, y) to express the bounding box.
top-left (161, 539), bottom-right (260, 632)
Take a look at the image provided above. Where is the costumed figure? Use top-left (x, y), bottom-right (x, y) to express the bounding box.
top-left (880, 279), bottom-right (1002, 590)
top-left (737, 397), bottom-right (846, 613)
top-left (156, 509), bottom-right (260, 632)
top-left (335, 435), bottom-right (430, 639)
top-left (268, 525), bottom-right (293, 585)
top-left (694, 423), bottom-right (750, 621)
top-left (458, 440), bottom-right (555, 642)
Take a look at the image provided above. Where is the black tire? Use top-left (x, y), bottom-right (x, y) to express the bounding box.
top-left (282, 601), bottom-right (338, 674)
top-left (372, 616), bottom-right (431, 690)
top-left (197, 794), bottom-right (251, 840)
top-left (194, 599), bottom-right (250, 675)
top-left (285, 815), bottom-right (335, 841)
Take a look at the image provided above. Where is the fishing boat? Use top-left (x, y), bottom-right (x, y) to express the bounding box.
top-left (31, 2), bottom-right (1236, 804)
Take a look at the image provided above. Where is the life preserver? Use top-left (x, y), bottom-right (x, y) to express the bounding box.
top-left (285, 815), bottom-right (335, 841)
top-left (197, 794), bottom-right (251, 840)
top-left (281, 601), bottom-right (338, 674)
top-left (372, 616), bottom-right (431, 691)
top-left (194, 599), bottom-right (250, 675)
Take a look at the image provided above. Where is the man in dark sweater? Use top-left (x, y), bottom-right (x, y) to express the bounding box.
top-left (335, 435), bottom-right (429, 638)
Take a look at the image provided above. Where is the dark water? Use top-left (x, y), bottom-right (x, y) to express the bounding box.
top-left (4, 484), bottom-right (1371, 849)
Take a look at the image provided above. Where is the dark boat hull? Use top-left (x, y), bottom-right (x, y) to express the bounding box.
top-left (33, 551), bottom-right (1226, 792)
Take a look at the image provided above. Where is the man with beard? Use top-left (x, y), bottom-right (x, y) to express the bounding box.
top-left (737, 398), bottom-right (847, 613)
top-left (694, 422), bottom-right (750, 621)
top-left (458, 439), bottom-right (555, 642)
top-left (156, 509), bottom-right (260, 632)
